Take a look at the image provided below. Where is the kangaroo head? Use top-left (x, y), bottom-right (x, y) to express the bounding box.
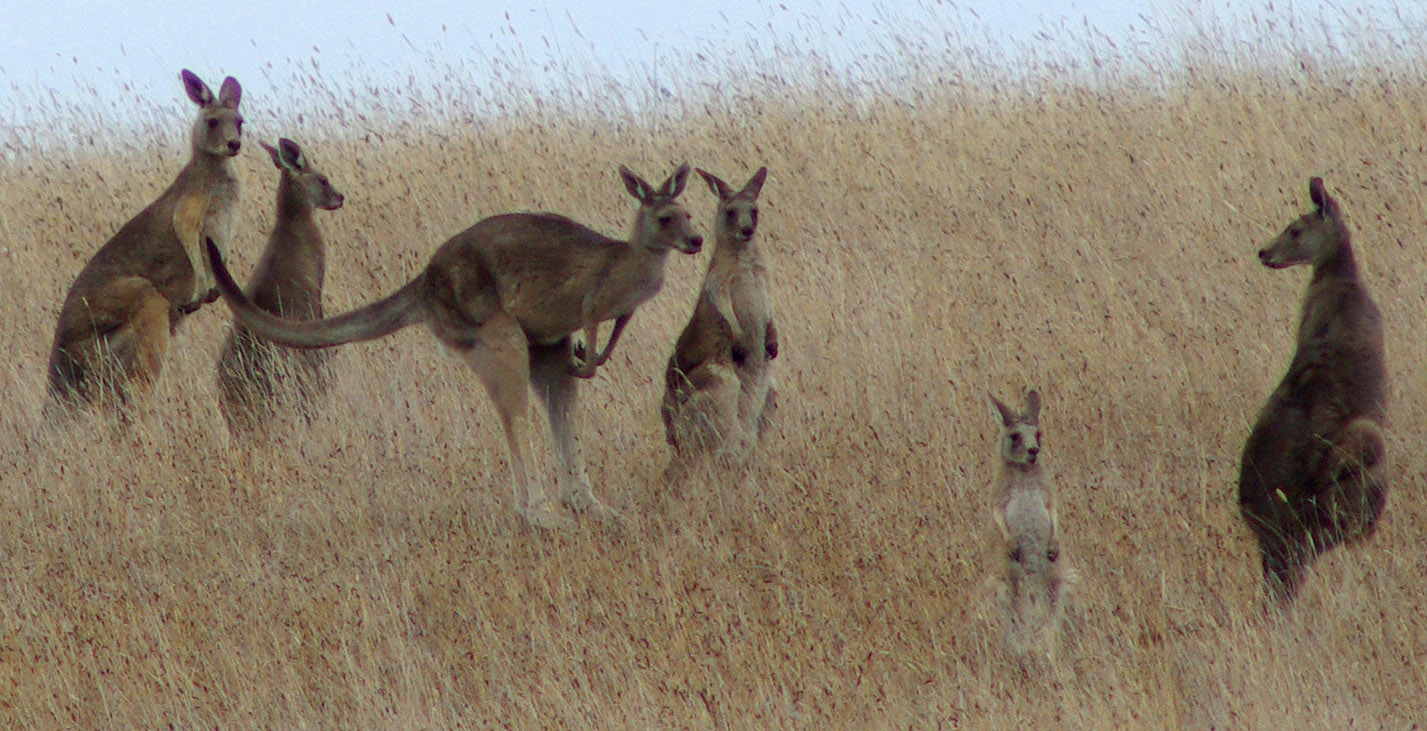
top-left (990, 390), bottom-right (1042, 467)
top-left (620, 163), bottom-right (703, 255)
top-left (697, 166), bottom-right (767, 245)
top-left (1258, 177), bottom-right (1346, 269)
top-left (261, 138), bottom-right (345, 211)
top-left (182, 69), bottom-right (243, 158)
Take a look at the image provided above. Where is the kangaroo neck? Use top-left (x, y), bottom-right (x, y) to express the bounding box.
top-left (1001, 461), bottom-right (1043, 486)
top-left (1311, 232), bottom-right (1358, 284)
top-left (273, 177), bottom-right (317, 233)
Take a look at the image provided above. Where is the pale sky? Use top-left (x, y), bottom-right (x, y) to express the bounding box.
top-left (1, 2), bottom-right (1423, 130)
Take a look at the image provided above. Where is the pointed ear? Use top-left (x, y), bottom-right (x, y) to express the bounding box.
top-left (620, 165), bottom-right (653, 202)
top-left (258, 141), bottom-right (283, 169)
top-left (181, 69), bottom-right (214, 106)
top-left (659, 162), bottom-right (691, 199)
top-left (217, 76), bottom-right (242, 109)
top-left (1310, 177), bottom-right (1340, 220)
top-left (277, 138), bottom-right (305, 171)
top-left (1025, 390), bottom-right (1041, 423)
top-left (740, 166), bottom-right (769, 200)
top-left (696, 168), bottom-right (731, 200)
top-left (989, 394), bottom-right (1015, 426)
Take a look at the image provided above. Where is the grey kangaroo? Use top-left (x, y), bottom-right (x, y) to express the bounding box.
top-left (1239, 177), bottom-right (1388, 604)
top-left (661, 166), bottom-right (777, 474)
top-left (206, 164), bottom-right (702, 529)
top-left (45, 69), bottom-right (242, 421)
top-left (216, 138), bottom-right (345, 435)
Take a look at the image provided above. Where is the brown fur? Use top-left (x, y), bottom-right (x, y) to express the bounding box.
top-left (1239, 177), bottom-right (1388, 604)
top-left (206, 164), bottom-right (702, 529)
top-left (216, 138), bottom-right (345, 436)
top-left (44, 69), bottom-right (242, 422)
top-left (661, 167), bottom-right (777, 476)
top-left (990, 390), bottom-right (1073, 659)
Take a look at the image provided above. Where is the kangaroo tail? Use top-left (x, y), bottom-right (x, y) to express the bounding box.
top-left (206, 238), bottom-right (427, 349)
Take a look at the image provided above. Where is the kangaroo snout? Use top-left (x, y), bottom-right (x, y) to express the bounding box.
top-left (227, 140), bottom-right (242, 155)
top-left (682, 235), bottom-right (703, 254)
top-left (1027, 446), bottom-right (1039, 463)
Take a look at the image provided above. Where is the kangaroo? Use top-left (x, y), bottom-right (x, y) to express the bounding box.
top-left (44, 69), bottom-right (242, 421)
top-left (206, 164), bottom-right (702, 529)
top-left (1239, 177), bottom-right (1388, 604)
top-left (661, 167), bottom-right (777, 474)
top-left (216, 138), bottom-right (345, 436)
top-left (990, 391), bottom-right (1073, 659)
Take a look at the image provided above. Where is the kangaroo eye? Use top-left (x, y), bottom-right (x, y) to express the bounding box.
top-left (750, 209), bottom-right (759, 225)
top-left (657, 214), bottom-right (673, 227)
top-left (725, 209), bottom-right (738, 223)
top-left (1010, 433), bottom-right (1021, 445)
top-left (1009, 547), bottom-right (1022, 562)
top-left (1035, 431), bottom-right (1042, 442)
top-left (206, 118), bottom-right (218, 129)
top-left (1047, 548), bottom-right (1059, 562)
top-left (319, 176), bottom-right (329, 186)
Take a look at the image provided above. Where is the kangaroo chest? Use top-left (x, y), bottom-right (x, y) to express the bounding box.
top-left (703, 255), bottom-right (770, 347)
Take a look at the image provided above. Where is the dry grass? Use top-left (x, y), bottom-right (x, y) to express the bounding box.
top-left (2, 16), bottom-right (1427, 729)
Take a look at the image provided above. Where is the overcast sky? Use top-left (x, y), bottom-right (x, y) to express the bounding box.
top-left (1, 1), bottom-right (1423, 129)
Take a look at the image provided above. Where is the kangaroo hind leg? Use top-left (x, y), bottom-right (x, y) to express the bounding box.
top-left (530, 340), bottom-right (625, 529)
top-left (456, 313), bottom-right (571, 530)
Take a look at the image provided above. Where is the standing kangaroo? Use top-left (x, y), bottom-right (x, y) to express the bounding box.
top-left (206, 164), bottom-right (702, 529)
top-left (661, 166), bottom-right (777, 474)
top-left (44, 69), bottom-right (242, 421)
top-left (1239, 177), bottom-right (1388, 604)
top-left (990, 391), bottom-right (1073, 659)
top-left (216, 138), bottom-right (345, 436)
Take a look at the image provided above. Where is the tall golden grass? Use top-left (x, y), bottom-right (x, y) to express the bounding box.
top-left (2, 14), bottom-right (1426, 728)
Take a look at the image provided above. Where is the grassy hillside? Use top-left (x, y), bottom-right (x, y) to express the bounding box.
top-left (2, 23), bottom-right (1425, 729)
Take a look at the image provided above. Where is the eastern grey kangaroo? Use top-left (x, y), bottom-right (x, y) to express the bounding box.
top-left (216, 138), bottom-right (345, 435)
top-left (207, 164), bottom-right (702, 529)
top-left (661, 166), bottom-right (777, 475)
top-left (45, 69), bottom-right (242, 421)
top-left (990, 390), bottom-right (1073, 658)
top-left (1239, 177), bottom-right (1387, 604)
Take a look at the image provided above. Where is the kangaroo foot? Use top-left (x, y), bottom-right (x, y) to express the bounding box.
top-left (520, 500), bottom-right (576, 531)
top-left (563, 490), bottom-right (628, 530)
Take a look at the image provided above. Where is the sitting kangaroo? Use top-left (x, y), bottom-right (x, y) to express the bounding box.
top-left (661, 166), bottom-right (777, 475)
top-left (1239, 177), bottom-right (1388, 604)
top-left (990, 391), bottom-right (1073, 659)
top-left (207, 164), bottom-right (702, 529)
top-left (216, 138), bottom-right (345, 436)
top-left (44, 69), bottom-right (242, 422)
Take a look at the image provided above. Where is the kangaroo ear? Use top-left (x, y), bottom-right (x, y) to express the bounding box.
top-left (740, 167), bottom-right (769, 200)
top-left (1309, 177), bottom-right (1340, 220)
top-left (1025, 390), bottom-right (1041, 423)
top-left (661, 163), bottom-right (691, 199)
top-left (277, 138), bottom-right (305, 171)
top-left (696, 168), bottom-right (731, 200)
top-left (620, 165), bottom-right (653, 202)
top-left (989, 394), bottom-right (1016, 427)
top-left (218, 76), bottom-right (242, 109)
top-left (181, 69), bottom-right (214, 106)
top-left (259, 141), bottom-right (282, 169)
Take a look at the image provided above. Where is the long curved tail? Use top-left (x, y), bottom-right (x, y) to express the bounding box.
top-left (206, 238), bottom-right (427, 349)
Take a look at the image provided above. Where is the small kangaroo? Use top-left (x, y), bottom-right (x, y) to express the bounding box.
top-left (661, 166), bottom-right (777, 473)
top-left (44, 69), bottom-right (242, 421)
top-left (990, 390), bottom-right (1073, 659)
top-left (216, 138), bottom-right (345, 436)
top-left (1239, 177), bottom-right (1388, 604)
top-left (206, 164), bottom-right (702, 529)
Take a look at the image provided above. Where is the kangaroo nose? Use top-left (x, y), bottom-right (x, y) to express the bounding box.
top-left (227, 140), bottom-right (242, 154)
top-left (741, 227), bottom-right (755, 238)
top-left (1258, 248), bottom-right (1270, 262)
top-left (686, 236), bottom-right (703, 253)
top-left (1027, 446), bottom-right (1039, 461)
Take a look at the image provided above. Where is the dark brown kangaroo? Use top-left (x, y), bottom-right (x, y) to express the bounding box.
top-left (1239, 177), bottom-right (1388, 604)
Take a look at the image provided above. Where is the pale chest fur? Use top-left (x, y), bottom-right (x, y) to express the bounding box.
top-left (702, 248), bottom-right (771, 350)
top-left (189, 172), bottom-right (239, 300)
